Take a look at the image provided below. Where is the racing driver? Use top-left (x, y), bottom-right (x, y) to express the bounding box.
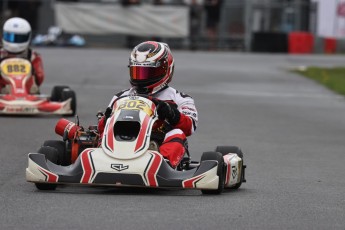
top-left (98, 41), bottom-right (198, 168)
top-left (0, 17), bottom-right (44, 94)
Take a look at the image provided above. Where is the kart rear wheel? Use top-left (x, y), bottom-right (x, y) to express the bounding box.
top-left (200, 151), bottom-right (225, 195)
top-left (215, 146), bottom-right (245, 189)
top-left (43, 140), bottom-right (70, 165)
top-left (215, 146), bottom-right (243, 159)
top-left (61, 89), bottom-right (77, 116)
top-left (50, 85), bottom-right (70, 102)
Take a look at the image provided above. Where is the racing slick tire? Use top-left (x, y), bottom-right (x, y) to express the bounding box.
top-left (35, 183), bottom-right (57, 191)
top-left (61, 89), bottom-right (77, 116)
top-left (43, 140), bottom-right (70, 165)
top-left (50, 85), bottom-right (70, 102)
top-left (200, 151), bottom-right (225, 195)
top-left (35, 146), bottom-right (59, 190)
top-left (215, 146), bottom-right (245, 189)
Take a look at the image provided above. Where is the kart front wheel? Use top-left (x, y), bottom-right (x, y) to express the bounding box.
top-left (43, 140), bottom-right (70, 165)
top-left (35, 183), bottom-right (57, 190)
top-left (200, 151), bottom-right (225, 195)
top-left (37, 146), bottom-right (59, 164)
top-left (35, 146), bottom-right (60, 190)
top-left (215, 146), bottom-right (243, 159)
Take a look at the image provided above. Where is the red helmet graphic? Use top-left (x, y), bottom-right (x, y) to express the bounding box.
top-left (129, 41), bottom-right (174, 94)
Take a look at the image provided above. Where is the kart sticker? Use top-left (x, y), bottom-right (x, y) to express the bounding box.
top-left (144, 152), bottom-right (162, 187)
top-left (5, 106), bottom-right (36, 113)
top-left (111, 164), bottom-right (129, 171)
top-left (232, 166), bottom-right (238, 179)
top-left (182, 174), bottom-right (206, 188)
top-left (1, 59), bottom-right (31, 76)
top-left (80, 149), bottom-right (96, 183)
top-left (38, 167), bottom-right (59, 182)
top-left (117, 99), bottom-right (153, 116)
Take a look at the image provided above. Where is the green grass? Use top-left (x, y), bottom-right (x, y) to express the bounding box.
top-left (294, 67), bottom-right (345, 96)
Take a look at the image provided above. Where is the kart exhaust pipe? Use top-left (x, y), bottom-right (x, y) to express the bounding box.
top-left (55, 118), bottom-right (79, 140)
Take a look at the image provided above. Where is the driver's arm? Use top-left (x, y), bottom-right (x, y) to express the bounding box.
top-left (174, 100), bottom-right (198, 136)
top-left (97, 107), bottom-right (112, 140)
top-left (31, 52), bottom-right (44, 86)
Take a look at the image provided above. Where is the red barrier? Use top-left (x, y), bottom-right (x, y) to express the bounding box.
top-left (324, 38), bottom-right (337, 54)
top-left (288, 32), bottom-right (314, 54)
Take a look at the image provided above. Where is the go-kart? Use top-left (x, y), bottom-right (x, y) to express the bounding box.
top-left (26, 95), bottom-right (246, 194)
top-left (0, 58), bottom-right (76, 115)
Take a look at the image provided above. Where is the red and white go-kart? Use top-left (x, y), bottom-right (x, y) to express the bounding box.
top-left (26, 95), bottom-right (246, 194)
top-left (0, 58), bottom-right (76, 115)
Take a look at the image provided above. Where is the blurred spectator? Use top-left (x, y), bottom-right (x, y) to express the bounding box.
top-left (204, 0), bottom-right (223, 50)
top-left (186, 0), bottom-right (203, 50)
top-left (151, 0), bottom-right (165, 41)
top-left (122, 0), bottom-right (141, 48)
top-left (8, 0), bottom-right (42, 34)
top-left (0, 2), bottom-right (11, 27)
top-left (153, 0), bottom-right (164, 4)
top-left (121, 0), bottom-right (141, 6)
top-left (152, 0), bottom-right (185, 5)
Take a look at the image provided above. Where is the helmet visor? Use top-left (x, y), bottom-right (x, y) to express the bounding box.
top-left (130, 65), bottom-right (167, 81)
top-left (3, 32), bottom-right (31, 43)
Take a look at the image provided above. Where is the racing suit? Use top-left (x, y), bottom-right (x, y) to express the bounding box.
top-left (0, 47), bottom-right (45, 94)
top-left (98, 86), bottom-right (198, 168)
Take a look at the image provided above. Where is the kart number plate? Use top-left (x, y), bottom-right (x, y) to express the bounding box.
top-left (1, 59), bottom-right (31, 76)
top-left (117, 99), bottom-right (153, 116)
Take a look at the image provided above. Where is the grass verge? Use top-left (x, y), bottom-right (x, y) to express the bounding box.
top-left (294, 67), bottom-right (345, 96)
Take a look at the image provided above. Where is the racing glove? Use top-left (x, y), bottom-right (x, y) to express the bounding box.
top-left (96, 107), bottom-right (112, 120)
top-left (104, 107), bottom-right (112, 119)
top-left (156, 101), bottom-right (180, 126)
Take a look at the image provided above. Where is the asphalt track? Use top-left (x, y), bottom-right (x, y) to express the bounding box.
top-left (1, 48), bottom-right (345, 230)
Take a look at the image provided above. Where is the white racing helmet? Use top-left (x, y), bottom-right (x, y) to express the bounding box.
top-left (2, 17), bottom-right (31, 53)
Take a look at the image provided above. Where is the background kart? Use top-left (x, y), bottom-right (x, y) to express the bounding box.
top-left (26, 95), bottom-right (246, 194)
top-left (0, 58), bottom-right (76, 115)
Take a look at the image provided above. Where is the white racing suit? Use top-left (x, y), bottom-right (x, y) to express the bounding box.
top-left (98, 86), bottom-right (198, 168)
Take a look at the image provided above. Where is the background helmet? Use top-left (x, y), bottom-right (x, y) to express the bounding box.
top-left (2, 17), bottom-right (31, 53)
top-left (129, 41), bottom-right (174, 94)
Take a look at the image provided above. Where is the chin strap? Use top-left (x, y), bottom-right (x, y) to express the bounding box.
top-left (135, 87), bottom-right (150, 95)
top-left (134, 84), bottom-right (169, 96)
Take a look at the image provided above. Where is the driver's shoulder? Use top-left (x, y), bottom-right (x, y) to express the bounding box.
top-left (155, 86), bottom-right (176, 101)
top-left (115, 88), bottom-right (131, 97)
top-left (156, 86), bottom-right (194, 104)
top-left (30, 48), bottom-right (40, 57)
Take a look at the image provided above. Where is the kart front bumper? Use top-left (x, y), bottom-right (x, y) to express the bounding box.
top-left (26, 150), bottom-right (221, 191)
